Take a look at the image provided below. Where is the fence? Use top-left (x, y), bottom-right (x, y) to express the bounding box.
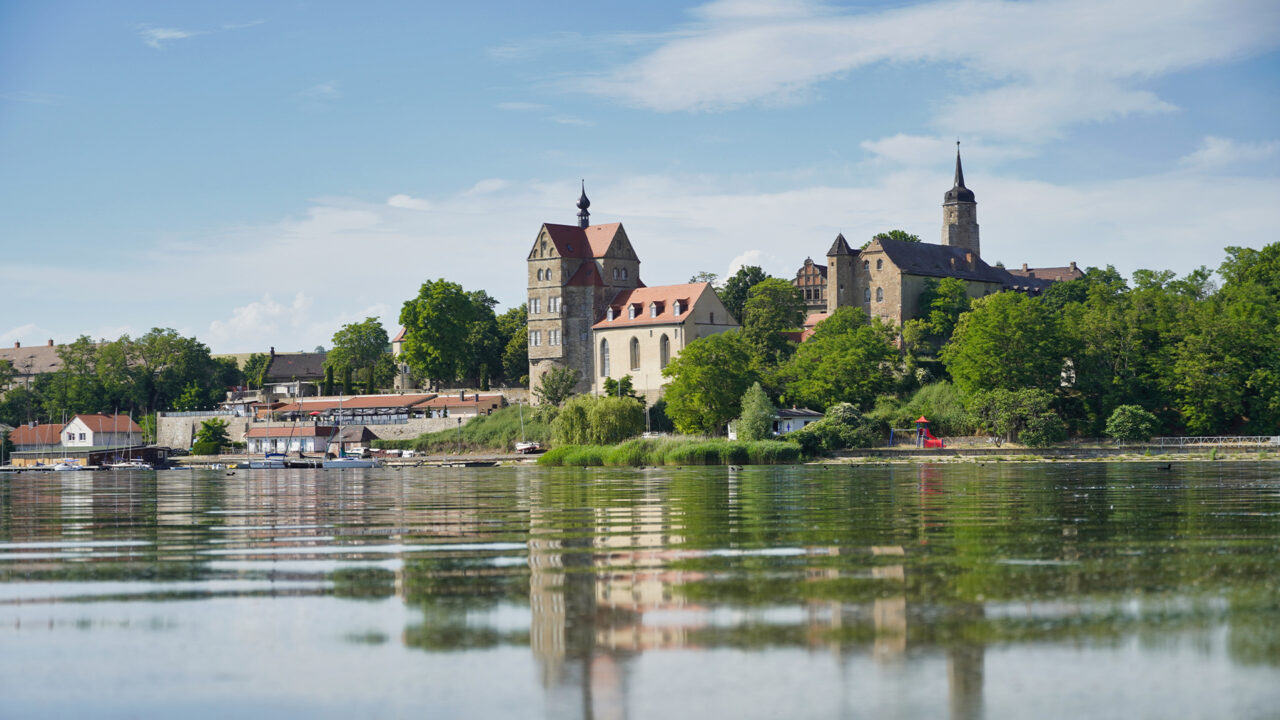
top-left (1149, 436), bottom-right (1280, 447)
top-left (158, 410), bottom-right (236, 418)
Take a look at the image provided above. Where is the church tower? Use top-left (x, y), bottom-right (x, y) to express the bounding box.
top-left (942, 142), bottom-right (980, 257)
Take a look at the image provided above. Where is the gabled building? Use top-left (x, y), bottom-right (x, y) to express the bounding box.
top-left (62, 414), bottom-right (142, 448)
top-left (245, 425), bottom-right (337, 454)
top-left (792, 257), bottom-right (828, 313)
top-left (8, 423), bottom-right (63, 452)
top-left (822, 145), bottom-right (1082, 326)
top-left (261, 348), bottom-right (328, 397)
top-left (592, 282), bottom-right (737, 402)
top-left (0, 340), bottom-right (63, 392)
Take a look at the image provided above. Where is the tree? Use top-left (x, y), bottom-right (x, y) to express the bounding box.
top-left (1105, 405), bottom-right (1159, 443)
top-left (462, 291), bottom-right (503, 387)
top-left (192, 417), bottom-right (230, 455)
top-left (328, 317), bottom-right (390, 393)
top-left (719, 265), bottom-right (770, 324)
top-left (865, 229), bottom-right (921, 249)
top-left (778, 319), bottom-right (898, 411)
top-left (941, 292), bottom-right (1065, 396)
top-left (533, 365), bottom-right (581, 407)
top-left (602, 375), bottom-right (638, 399)
top-left (809, 306), bottom-right (869, 340)
top-left (967, 388), bottom-right (1065, 446)
top-left (322, 365), bottom-right (335, 396)
top-left (741, 278), bottom-right (806, 369)
top-left (689, 271), bottom-right (719, 285)
top-left (399, 279), bottom-right (477, 389)
top-left (661, 331), bottom-right (757, 435)
top-left (902, 277), bottom-right (972, 360)
top-left (496, 304), bottom-right (529, 385)
top-left (341, 366), bottom-right (353, 395)
top-left (242, 353), bottom-right (270, 390)
top-left (736, 382), bottom-right (776, 441)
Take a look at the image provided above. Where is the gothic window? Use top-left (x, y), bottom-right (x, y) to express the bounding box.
top-left (630, 337), bottom-right (640, 371)
top-left (600, 339), bottom-right (610, 377)
top-left (546, 269), bottom-right (553, 282)
top-left (622, 268), bottom-right (628, 280)
top-left (875, 287), bottom-right (883, 302)
top-left (876, 259), bottom-right (883, 270)
top-left (864, 288), bottom-right (870, 302)
top-left (536, 269), bottom-right (543, 281)
top-left (863, 260), bottom-right (869, 271)
top-left (660, 334), bottom-right (670, 369)
top-left (612, 268), bottom-right (619, 280)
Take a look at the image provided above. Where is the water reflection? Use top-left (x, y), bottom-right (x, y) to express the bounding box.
top-left (1, 462), bottom-right (1278, 718)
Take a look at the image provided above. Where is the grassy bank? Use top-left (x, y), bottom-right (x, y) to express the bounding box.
top-left (537, 437), bottom-right (803, 467)
top-left (372, 405), bottom-right (551, 454)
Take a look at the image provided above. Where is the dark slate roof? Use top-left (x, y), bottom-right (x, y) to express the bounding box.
top-left (876, 239), bottom-right (1006, 283)
top-left (778, 408), bottom-right (824, 419)
top-left (264, 352), bottom-right (328, 381)
top-left (944, 149), bottom-right (976, 204)
top-left (826, 233), bottom-right (856, 256)
top-left (993, 268), bottom-right (1056, 295)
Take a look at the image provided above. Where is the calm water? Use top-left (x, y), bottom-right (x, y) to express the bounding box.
top-left (2, 462), bottom-right (1278, 719)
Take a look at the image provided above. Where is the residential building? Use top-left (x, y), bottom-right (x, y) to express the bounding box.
top-left (591, 283), bottom-right (738, 402)
top-left (0, 340), bottom-right (63, 392)
top-left (728, 408), bottom-right (823, 439)
top-left (61, 414), bottom-right (142, 448)
top-left (792, 257), bottom-right (828, 314)
top-left (261, 347), bottom-right (327, 397)
top-left (8, 423), bottom-right (63, 452)
top-left (245, 425), bottom-right (337, 454)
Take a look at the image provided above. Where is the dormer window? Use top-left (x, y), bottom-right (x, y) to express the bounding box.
top-left (673, 300), bottom-right (683, 315)
top-left (607, 306), bottom-right (615, 321)
top-left (650, 302), bottom-right (661, 317)
top-left (628, 304), bottom-right (637, 320)
top-left (612, 268), bottom-right (619, 280)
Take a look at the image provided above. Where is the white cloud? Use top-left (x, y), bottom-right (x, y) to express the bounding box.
top-left (496, 102), bottom-right (546, 111)
top-left (571, 0), bottom-right (1280, 139)
top-left (387, 194), bottom-right (432, 211)
top-left (1179, 135), bottom-right (1280, 170)
top-left (464, 178), bottom-right (510, 195)
top-left (206, 293), bottom-right (314, 350)
top-left (138, 20), bottom-right (264, 49)
top-left (551, 115), bottom-right (594, 126)
top-left (299, 82), bottom-right (341, 105)
top-left (860, 134), bottom-right (1033, 167)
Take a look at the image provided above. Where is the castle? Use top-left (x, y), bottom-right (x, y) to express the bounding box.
top-left (529, 148), bottom-right (1081, 403)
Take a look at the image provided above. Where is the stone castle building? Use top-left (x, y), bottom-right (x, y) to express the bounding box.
top-left (816, 146), bottom-right (1081, 327)
top-left (527, 185), bottom-right (737, 403)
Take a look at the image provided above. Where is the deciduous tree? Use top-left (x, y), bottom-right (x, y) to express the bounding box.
top-left (660, 331), bottom-right (757, 435)
top-left (399, 279), bottom-right (477, 389)
top-left (941, 292), bottom-right (1065, 395)
top-left (719, 265), bottom-right (770, 324)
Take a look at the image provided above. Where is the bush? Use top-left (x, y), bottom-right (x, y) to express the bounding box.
top-left (371, 404), bottom-right (552, 454)
top-left (735, 383), bottom-right (775, 442)
top-left (866, 381), bottom-right (975, 436)
top-left (537, 437), bottom-right (801, 466)
top-left (785, 403), bottom-right (886, 457)
top-left (191, 440), bottom-right (221, 456)
top-left (1020, 413), bottom-right (1068, 447)
top-left (1105, 405), bottom-right (1159, 443)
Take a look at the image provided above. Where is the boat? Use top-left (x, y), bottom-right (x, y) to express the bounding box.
top-left (321, 397), bottom-right (381, 468)
top-left (106, 459), bottom-right (154, 470)
top-left (52, 462), bottom-right (84, 471)
top-left (514, 401), bottom-right (542, 454)
top-left (249, 452), bottom-right (286, 469)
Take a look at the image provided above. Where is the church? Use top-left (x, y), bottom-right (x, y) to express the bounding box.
top-left (802, 145), bottom-right (1082, 328)
top-left (528, 148), bottom-right (1083, 403)
top-left (525, 185), bottom-right (737, 403)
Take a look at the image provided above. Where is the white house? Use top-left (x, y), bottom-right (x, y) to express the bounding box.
top-left (245, 425), bottom-right (337, 454)
top-left (62, 414), bottom-right (143, 448)
top-left (728, 408), bottom-right (824, 440)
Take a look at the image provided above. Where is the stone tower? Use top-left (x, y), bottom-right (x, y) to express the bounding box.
top-left (825, 233), bottom-right (857, 314)
top-left (527, 189), bottom-right (641, 400)
top-left (941, 143), bottom-right (980, 257)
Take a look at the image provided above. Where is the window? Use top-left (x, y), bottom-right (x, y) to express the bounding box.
top-left (628, 304), bottom-right (637, 320)
top-left (710, 312), bottom-right (715, 324)
top-left (79, 433), bottom-right (85, 441)
top-left (630, 337), bottom-right (640, 370)
top-left (864, 288), bottom-right (871, 302)
top-left (876, 259), bottom-right (883, 270)
top-left (67, 432), bottom-right (74, 441)
top-left (660, 334), bottom-right (670, 369)
top-left (536, 269), bottom-right (543, 282)
top-left (549, 330), bottom-right (559, 346)
top-left (530, 298), bottom-right (540, 314)
top-left (607, 306), bottom-right (615, 321)
top-left (622, 268), bottom-right (628, 280)
top-left (546, 269), bottom-right (553, 282)
top-left (863, 260), bottom-right (869, 271)
top-left (612, 268), bottom-right (619, 280)
top-left (600, 339), bottom-right (610, 376)
top-left (649, 302), bottom-right (658, 317)
top-left (549, 297), bottom-right (560, 313)
top-left (875, 287), bottom-right (883, 302)
top-left (530, 330), bottom-right (541, 346)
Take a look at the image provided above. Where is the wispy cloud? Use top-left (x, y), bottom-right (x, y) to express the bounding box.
top-left (300, 82), bottom-right (341, 101)
top-left (0, 91), bottom-right (64, 105)
top-left (1179, 135), bottom-right (1280, 169)
top-left (569, 0), bottom-right (1280, 140)
top-left (137, 19), bottom-right (265, 49)
top-left (495, 101), bottom-right (546, 111)
top-left (550, 115), bottom-right (594, 127)
top-left (387, 194), bottom-right (432, 211)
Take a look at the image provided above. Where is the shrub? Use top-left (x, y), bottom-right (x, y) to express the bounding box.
top-left (191, 440), bottom-right (221, 456)
top-left (1105, 405), bottom-right (1159, 443)
top-left (735, 383), bottom-right (776, 442)
top-left (1020, 413), bottom-right (1068, 447)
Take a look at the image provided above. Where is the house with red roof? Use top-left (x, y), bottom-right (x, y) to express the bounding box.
top-left (8, 422), bottom-right (64, 452)
top-left (62, 414), bottom-right (143, 448)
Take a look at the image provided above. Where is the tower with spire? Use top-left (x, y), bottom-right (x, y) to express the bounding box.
top-left (576, 181), bottom-right (591, 229)
top-left (941, 142), bottom-right (980, 257)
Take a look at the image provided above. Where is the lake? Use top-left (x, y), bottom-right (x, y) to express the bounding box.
top-left (2, 462), bottom-right (1278, 718)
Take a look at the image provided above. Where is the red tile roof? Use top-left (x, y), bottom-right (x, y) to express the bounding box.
top-left (418, 393), bottom-right (506, 409)
top-left (593, 283), bottom-right (710, 329)
top-left (245, 425), bottom-right (338, 438)
top-left (72, 414), bottom-right (142, 433)
top-left (9, 423), bottom-right (63, 446)
top-left (565, 262), bottom-right (604, 287)
top-left (274, 394), bottom-right (439, 414)
top-left (542, 223), bottom-right (622, 259)
top-left (1007, 263), bottom-right (1083, 283)
top-left (391, 327), bottom-right (406, 343)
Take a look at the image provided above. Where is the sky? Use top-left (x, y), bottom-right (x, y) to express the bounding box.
top-left (2, 0), bottom-right (1278, 354)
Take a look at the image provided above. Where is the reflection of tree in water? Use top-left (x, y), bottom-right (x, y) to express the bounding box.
top-left (400, 555), bottom-right (531, 651)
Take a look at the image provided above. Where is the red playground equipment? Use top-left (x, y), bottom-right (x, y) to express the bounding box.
top-left (915, 416), bottom-right (945, 448)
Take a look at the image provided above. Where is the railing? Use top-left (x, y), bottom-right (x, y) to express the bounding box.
top-left (1149, 436), bottom-right (1280, 447)
top-left (158, 410), bottom-right (236, 418)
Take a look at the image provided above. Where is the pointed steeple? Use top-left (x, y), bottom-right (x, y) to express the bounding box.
top-left (944, 141), bottom-right (976, 204)
top-left (826, 232), bottom-right (854, 256)
top-left (576, 180), bottom-right (591, 228)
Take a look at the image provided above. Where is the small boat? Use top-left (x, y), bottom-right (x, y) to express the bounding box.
top-left (515, 441), bottom-right (542, 454)
top-left (323, 455), bottom-right (381, 469)
top-left (106, 460), bottom-right (154, 471)
top-left (249, 453), bottom-right (287, 469)
top-left (52, 462), bottom-right (84, 472)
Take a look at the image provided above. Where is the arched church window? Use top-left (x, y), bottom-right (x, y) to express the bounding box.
top-left (660, 334), bottom-right (670, 368)
top-left (863, 260), bottom-right (869, 271)
top-left (630, 337), bottom-right (640, 371)
top-left (612, 268), bottom-right (619, 280)
top-left (875, 287), bottom-right (883, 302)
top-left (536, 269), bottom-right (543, 281)
top-left (876, 259), bottom-right (883, 270)
top-left (864, 288), bottom-right (871, 302)
top-left (600, 340), bottom-right (610, 377)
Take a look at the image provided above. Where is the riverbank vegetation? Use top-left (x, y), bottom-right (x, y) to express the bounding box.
top-left (537, 437), bottom-right (802, 467)
top-left (372, 404), bottom-right (552, 454)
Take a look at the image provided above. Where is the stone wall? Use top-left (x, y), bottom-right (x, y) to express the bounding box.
top-left (156, 413), bottom-right (251, 450)
top-left (366, 417), bottom-right (465, 440)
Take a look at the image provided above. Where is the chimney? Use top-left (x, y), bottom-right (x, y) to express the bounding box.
top-left (1022, 263), bottom-right (1029, 272)
top-left (1070, 261), bottom-right (1077, 272)
top-left (269, 346), bottom-right (275, 357)
top-left (13, 341), bottom-right (18, 348)
top-left (47, 339), bottom-right (53, 347)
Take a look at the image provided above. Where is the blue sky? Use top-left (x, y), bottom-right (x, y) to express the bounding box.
top-left (3, 0), bottom-right (1278, 353)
